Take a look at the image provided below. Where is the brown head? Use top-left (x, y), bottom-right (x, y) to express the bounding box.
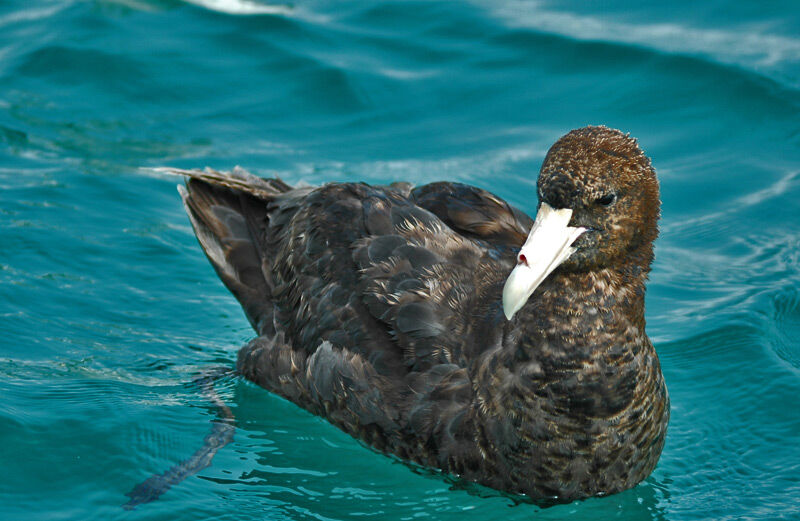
top-left (503, 126), bottom-right (660, 319)
top-left (538, 126), bottom-right (660, 271)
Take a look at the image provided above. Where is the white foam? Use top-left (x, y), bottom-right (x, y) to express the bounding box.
top-left (182, 0), bottom-right (293, 16)
top-left (478, 1), bottom-right (800, 77)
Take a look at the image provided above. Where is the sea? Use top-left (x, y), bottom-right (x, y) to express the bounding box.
top-left (1, 1), bottom-right (799, 519)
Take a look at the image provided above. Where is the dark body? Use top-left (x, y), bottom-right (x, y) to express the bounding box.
top-left (175, 127), bottom-right (669, 502)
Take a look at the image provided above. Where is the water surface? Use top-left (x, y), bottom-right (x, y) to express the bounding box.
top-left (1, 1), bottom-right (800, 519)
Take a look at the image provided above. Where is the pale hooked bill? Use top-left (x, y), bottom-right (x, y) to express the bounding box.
top-left (502, 203), bottom-right (586, 320)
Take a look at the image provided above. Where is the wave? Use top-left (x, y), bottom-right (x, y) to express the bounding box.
top-left (0, 2), bottom-right (68, 28)
top-left (663, 169), bottom-right (800, 234)
top-left (477, 0), bottom-right (800, 86)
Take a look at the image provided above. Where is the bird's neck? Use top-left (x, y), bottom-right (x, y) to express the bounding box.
top-left (531, 262), bottom-right (649, 343)
top-left (530, 244), bottom-right (654, 339)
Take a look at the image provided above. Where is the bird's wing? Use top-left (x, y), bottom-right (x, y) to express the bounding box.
top-left (250, 181), bottom-right (508, 457)
top-left (410, 182), bottom-right (533, 249)
top-left (261, 182), bottom-right (509, 371)
top-left (175, 172), bottom-right (511, 373)
top-left (176, 173), bottom-right (512, 456)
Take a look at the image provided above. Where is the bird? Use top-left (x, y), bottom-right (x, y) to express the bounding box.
top-left (166, 125), bottom-right (669, 503)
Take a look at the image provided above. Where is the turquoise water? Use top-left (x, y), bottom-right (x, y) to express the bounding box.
top-left (2, 0), bottom-right (800, 519)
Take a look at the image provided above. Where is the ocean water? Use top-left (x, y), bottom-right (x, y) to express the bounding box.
top-left (1, 0), bottom-right (799, 519)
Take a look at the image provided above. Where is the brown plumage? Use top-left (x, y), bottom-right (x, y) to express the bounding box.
top-left (169, 125), bottom-right (669, 502)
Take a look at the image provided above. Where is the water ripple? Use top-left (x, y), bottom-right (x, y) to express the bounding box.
top-left (478, 0), bottom-right (800, 87)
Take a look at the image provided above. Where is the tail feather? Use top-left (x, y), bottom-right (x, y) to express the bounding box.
top-left (155, 166), bottom-right (292, 200)
top-left (171, 167), bottom-right (293, 334)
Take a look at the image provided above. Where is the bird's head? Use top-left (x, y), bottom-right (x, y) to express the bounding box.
top-left (503, 126), bottom-right (660, 320)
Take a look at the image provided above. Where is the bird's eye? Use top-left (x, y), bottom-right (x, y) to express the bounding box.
top-left (595, 193), bottom-right (617, 206)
